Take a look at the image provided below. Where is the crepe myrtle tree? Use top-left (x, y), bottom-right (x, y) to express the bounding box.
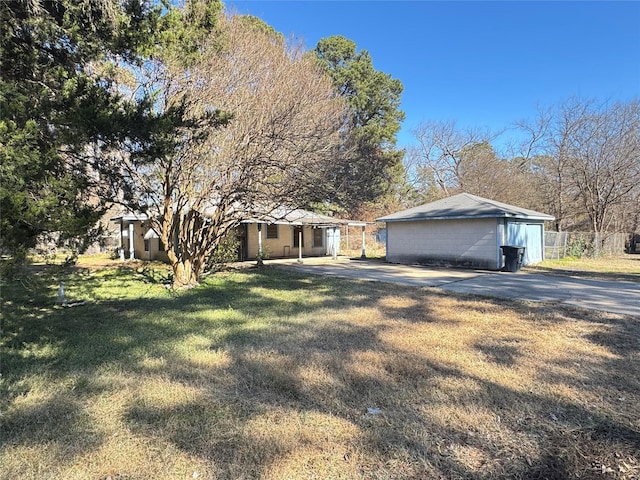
top-left (121, 15), bottom-right (349, 287)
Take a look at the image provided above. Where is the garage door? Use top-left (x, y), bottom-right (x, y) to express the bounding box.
top-left (506, 223), bottom-right (544, 265)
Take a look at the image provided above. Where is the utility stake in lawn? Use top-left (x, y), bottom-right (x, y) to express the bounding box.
top-left (56, 282), bottom-right (67, 306)
top-left (55, 281), bottom-right (87, 307)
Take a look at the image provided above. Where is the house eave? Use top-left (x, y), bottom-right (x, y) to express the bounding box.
top-left (377, 214), bottom-right (555, 223)
top-left (111, 213), bottom-right (149, 222)
top-left (241, 217), bottom-right (369, 228)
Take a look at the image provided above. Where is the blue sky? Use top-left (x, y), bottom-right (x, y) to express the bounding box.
top-left (226, 1), bottom-right (640, 151)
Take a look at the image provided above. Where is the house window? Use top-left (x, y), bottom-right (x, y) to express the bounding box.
top-left (266, 224), bottom-right (278, 239)
top-left (313, 228), bottom-right (323, 248)
top-left (293, 227), bottom-right (303, 248)
top-left (144, 239), bottom-right (150, 252)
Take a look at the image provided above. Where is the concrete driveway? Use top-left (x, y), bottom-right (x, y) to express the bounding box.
top-left (271, 257), bottom-right (640, 317)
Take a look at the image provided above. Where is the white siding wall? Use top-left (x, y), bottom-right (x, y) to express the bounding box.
top-left (124, 220), bottom-right (146, 260)
top-left (122, 220), bottom-right (168, 262)
top-left (386, 218), bottom-right (499, 269)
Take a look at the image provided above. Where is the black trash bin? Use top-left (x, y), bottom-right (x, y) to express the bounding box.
top-left (501, 245), bottom-right (525, 272)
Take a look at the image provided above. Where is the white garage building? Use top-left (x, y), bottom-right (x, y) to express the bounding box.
top-left (377, 193), bottom-right (555, 270)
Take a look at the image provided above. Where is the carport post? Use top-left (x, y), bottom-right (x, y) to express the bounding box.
top-left (346, 226), bottom-right (350, 253)
top-left (361, 225), bottom-right (366, 259)
top-left (128, 222), bottom-right (134, 260)
top-left (332, 226), bottom-right (338, 260)
top-left (257, 223), bottom-right (263, 265)
top-left (297, 228), bottom-right (303, 264)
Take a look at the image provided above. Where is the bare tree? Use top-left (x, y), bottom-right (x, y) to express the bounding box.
top-left (455, 141), bottom-right (538, 208)
top-left (122, 15), bottom-right (348, 287)
top-left (410, 120), bottom-right (494, 196)
top-left (521, 100), bottom-right (592, 231)
top-left (521, 97), bottom-right (640, 234)
top-left (565, 99), bottom-right (640, 234)
top-left (408, 120), bottom-right (539, 207)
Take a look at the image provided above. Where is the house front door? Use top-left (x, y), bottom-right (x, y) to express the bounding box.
top-left (236, 224), bottom-right (248, 261)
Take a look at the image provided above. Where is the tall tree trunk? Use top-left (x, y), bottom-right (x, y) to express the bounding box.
top-left (163, 213), bottom-right (201, 288)
top-left (171, 257), bottom-right (200, 288)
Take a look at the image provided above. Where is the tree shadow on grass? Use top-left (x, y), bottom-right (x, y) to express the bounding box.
top-left (126, 277), bottom-right (639, 478)
top-left (122, 311), bottom-right (640, 479)
top-left (474, 338), bottom-right (522, 367)
top-left (0, 390), bottom-right (104, 468)
top-left (2, 265), bottom-right (639, 479)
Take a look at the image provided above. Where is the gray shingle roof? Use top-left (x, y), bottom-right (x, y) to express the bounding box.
top-left (376, 193), bottom-right (555, 222)
top-left (113, 206), bottom-right (366, 227)
top-left (241, 207), bottom-right (367, 227)
top-left (242, 207), bottom-right (346, 226)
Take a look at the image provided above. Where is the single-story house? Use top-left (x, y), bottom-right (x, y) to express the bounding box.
top-left (110, 212), bottom-right (157, 262)
top-left (111, 207), bottom-right (367, 263)
top-left (376, 193), bottom-right (555, 270)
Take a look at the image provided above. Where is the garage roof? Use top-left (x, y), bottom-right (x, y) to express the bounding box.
top-left (377, 193), bottom-right (555, 222)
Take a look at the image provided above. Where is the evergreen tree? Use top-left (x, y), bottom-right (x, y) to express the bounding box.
top-left (314, 35), bottom-right (405, 215)
top-left (0, 0), bottom-right (160, 256)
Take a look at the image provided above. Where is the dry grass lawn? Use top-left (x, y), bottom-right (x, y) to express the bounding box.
top-left (526, 254), bottom-right (640, 282)
top-left (1, 258), bottom-right (638, 479)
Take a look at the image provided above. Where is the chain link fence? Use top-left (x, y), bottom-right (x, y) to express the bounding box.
top-left (545, 231), bottom-right (633, 259)
top-left (347, 228), bottom-right (634, 260)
